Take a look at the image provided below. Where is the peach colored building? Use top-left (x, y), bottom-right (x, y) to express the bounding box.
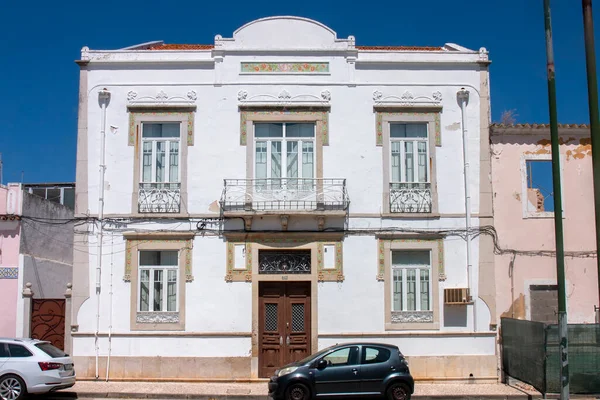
top-left (491, 123), bottom-right (598, 324)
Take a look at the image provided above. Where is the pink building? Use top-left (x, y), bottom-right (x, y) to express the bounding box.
top-left (491, 124), bottom-right (598, 324)
top-left (0, 184), bottom-right (23, 337)
top-left (0, 183), bottom-right (74, 351)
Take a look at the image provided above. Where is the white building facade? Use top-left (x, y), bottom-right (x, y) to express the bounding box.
top-left (71, 16), bottom-right (498, 382)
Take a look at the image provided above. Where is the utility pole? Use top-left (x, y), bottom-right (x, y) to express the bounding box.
top-left (582, 0), bottom-right (600, 324)
top-left (543, 1), bottom-right (569, 399)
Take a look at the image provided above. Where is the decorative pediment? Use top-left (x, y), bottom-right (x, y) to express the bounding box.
top-left (373, 90), bottom-right (443, 107)
top-left (237, 89), bottom-right (331, 107)
top-left (126, 90), bottom-right (197, 107)
top-left (215, 16), bottom-right (355, 51)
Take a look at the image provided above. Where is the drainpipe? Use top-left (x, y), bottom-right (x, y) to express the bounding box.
top-left (457, 88), bottom-right (476, 332)
top-left (106, 233), bottom-right (114, 381)
top-left (96, 88), bottom-right (110, 379)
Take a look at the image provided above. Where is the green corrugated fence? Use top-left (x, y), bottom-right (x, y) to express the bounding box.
top-left (501, 317), bottom-right (600, 395)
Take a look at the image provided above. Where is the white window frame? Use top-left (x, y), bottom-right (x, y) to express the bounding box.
top-left (391, 251), bottom-right (432, 312)
top-left (138, 250), bottom-right (180, 313)
top-left (520, 154), bottom-right (565, 219)
top-left (389, 123), bottom-right (430, 185)
top-left (140, 122), bottom-right (182, 185)
top-left (253, 122), bottom-right (316, 180)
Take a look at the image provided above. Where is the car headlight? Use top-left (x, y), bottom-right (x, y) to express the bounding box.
top-left (278, 366), bottom-right (298, 377)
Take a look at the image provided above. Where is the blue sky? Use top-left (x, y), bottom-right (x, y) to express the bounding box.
top-left (0, 0), bottom-right (597, 183)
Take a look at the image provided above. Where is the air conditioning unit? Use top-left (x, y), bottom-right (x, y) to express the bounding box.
top-left (444, 288), bottom-right (471, 304)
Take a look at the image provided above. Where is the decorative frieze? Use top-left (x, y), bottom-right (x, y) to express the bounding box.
top-left (0, 267), bottom-right (18, 279)
top-left (241, 62), bottom-right (329, 74)
top-left (136, 312), bottom-right (180, 324)
top-left (391, 311), bottom-right (434, 323)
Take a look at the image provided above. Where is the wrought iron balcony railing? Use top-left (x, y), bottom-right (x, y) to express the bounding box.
top-left (390, 182), bottom-right (432, 213)
top-left (138, 182), bottom-right (181, 213)
top-left (220, 178), bottom-right (349, 212)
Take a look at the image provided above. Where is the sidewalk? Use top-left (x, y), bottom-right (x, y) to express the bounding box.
top-left (54, 380), bottom-right (539, 400)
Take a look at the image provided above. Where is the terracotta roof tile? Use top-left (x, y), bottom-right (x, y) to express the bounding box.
top-left (149, 44), bottom-right (214, 50)
top-left (491, 123), bottom-right (589, 129)
top-left (148, 44), bottom-right (442, 51)
top-left (356, 45), bottom-right (443, 51)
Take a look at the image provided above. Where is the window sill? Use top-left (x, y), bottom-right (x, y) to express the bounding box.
top-left (381, 212), bottom-right (440, 219)
top-left (385, 322), bottom-right (440, 331)
top-left (523, 212), bottom-right (562, 219)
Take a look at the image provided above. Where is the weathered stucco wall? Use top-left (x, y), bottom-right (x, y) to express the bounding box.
top-left (492, 128), bottom-right (599, 324)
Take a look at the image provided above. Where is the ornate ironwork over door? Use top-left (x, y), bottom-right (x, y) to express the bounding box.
top-left (31, 299), bottom-right (65, 350)
top-left (259, 250), bottom-right (311, 274)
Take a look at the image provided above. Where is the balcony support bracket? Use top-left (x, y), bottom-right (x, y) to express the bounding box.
top-left (280, 215), bottom-right (289, 231)
top-left (243, 216), bottom-right (253, 231)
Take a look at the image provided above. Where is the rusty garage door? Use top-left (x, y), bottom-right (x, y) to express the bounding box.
top-left (31, 299), bottom-right (65, 350)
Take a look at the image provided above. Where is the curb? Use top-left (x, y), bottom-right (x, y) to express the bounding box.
top-left (49, 392), bottom-right (532, 400)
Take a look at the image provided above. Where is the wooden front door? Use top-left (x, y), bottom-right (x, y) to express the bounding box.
top-left (259, 281), bottom-right (311, 378)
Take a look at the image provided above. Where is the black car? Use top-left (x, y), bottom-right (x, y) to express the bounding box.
top-left (268, 342), bottom-right (413, 400)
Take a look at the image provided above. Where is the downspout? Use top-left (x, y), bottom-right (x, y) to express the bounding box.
top-left (106, 233), bottom-right (114, 381)
top-left (457, 88), bottom-right (476, 332)
top-left (96, 88), bottom-right (110, 379)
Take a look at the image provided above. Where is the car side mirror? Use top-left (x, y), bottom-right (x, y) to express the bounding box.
top-left (317, 359), bottom-right (327, 369)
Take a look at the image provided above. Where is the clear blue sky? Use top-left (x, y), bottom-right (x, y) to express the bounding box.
top-left (1, 0), bottom-right (598, 184)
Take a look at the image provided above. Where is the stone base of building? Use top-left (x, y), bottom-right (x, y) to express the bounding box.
top-left (73, 355), bottom-right (498, 383)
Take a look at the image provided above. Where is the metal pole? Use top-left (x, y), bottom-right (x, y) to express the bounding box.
top-left (543, 1), bottom-right (569, 399)
top-left (582, 0), bottom-right (600, 320)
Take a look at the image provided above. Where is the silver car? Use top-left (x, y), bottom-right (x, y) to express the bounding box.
top-left (0, 338), bottom-right (76, 400)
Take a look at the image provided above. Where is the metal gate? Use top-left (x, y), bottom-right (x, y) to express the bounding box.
top-left (31, 299), bottom-right (65, 350)
top-left (501, 317), bottom-right (600, 395)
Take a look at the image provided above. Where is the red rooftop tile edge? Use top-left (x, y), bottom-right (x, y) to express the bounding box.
top-left (356, 45), bottom-right (443, 51)
top-left (149, 44), bottom-right (214, 50)
top-left (147, 44), bottom-right (442, 51)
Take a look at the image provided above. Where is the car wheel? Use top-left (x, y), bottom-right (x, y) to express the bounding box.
top-left (285, 382), bottom-right (310, 400)
top-left (386, 382), bottom-right (410, 400)
top-left (0, 375), bottom-right (26, 400)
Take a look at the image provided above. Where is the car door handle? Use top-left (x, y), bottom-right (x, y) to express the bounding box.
top-left (352, 368), bottom-right (358, 375)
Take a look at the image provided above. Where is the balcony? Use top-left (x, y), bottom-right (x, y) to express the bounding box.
top-left (390, 182), bottom-right (432, 213)
top-left (138, 183), bottom-right (181, 213)
top-left (220, 178), bottom-right (349, 214)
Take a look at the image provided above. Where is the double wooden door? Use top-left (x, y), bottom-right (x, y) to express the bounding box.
top-left (259, 281), bottom-right (311, 378)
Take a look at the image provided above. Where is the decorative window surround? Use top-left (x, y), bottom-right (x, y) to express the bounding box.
top-left (0, 267), bottom-right (18, 279)
top-left (241, 62), bottom-right (329, 74)
top-left (128, 109), bottom-right (195, 146)
top-left (226, 242), bottom-right (253, 282)
top-left (225, 235), bottom-right (344, 282)
top-left (379, 111), bottom-right (440, 216)
top-left (240, 109), bottom-right (329, 146)
top-left (377, 238), bottom-right (445, 281)
top-left (317, 242), bottom-right (344, 282)
top-left (129, 110), bottom-right (194, 217)
top-left (123, 232), bottom-right (194, 331)
top-left (375, 109), bottom-right (442, 147)
top-left (378, 237), bottom-right (442, 330)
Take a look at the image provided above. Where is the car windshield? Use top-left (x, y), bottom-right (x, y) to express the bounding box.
top-left (35, 342), bottom-right (66, 358)
top-left (296, 345), bottom-right (337, 365)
